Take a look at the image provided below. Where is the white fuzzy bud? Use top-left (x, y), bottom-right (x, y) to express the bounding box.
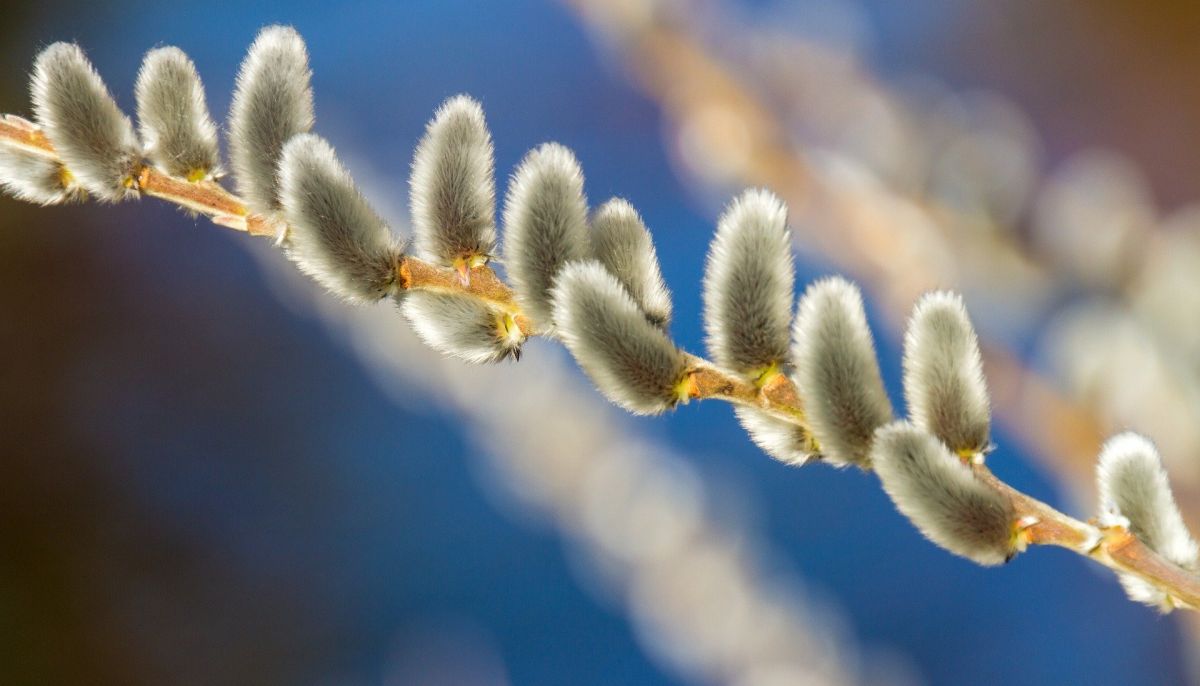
top-left (402, 291), bottom-right (524, 364)
top-left (410, 94), bottom-right (496, 266)
top-left (552, 260), bottom-right (688, 415)
top-left (134, 46), bottom-right (221, 180)
top-left (502, 143), bottom-right (589, 328)
top-left (793, 277), bottom-right (893, 468)
top-left (0, 143), bottom-right (82, 205)
top-left (1097, 432), bottom-right (1200, 609)
top-left (873, 422), bottom-right (1016, 566)
top-left (734, 407), bottom-right (814, 466)
top-left (278, 134), bottom-right (403, 303)
top-left (229, 25), bottom-right (314, 213)
top-left (590, 198), bottom-right (672, 328)
top-left (703, 189), bottom-right (794, 374)
top-left (31, 43), bottom-right (140, 201)
top-left (902, 291), bottom-right (990, 455)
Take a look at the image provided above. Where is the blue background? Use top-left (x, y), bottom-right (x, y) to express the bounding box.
top-left (0, 1), bottom-right (1194, 684)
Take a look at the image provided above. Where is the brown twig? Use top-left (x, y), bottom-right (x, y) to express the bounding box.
top-left (397, 257), bottom-right (524, 317)
top-left (978, 469), bottom-right (1200, 609)
top-left (0, 115), bottom-right (55, 156)
top-left (690, 345), bottom-right (1200, 606)
top-left (5, 88), bottom-right (1198, 612)
top-left (0, 116), bottom-right (532, 325)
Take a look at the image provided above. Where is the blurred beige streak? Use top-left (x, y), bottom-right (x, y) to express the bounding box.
top-left (563, 0), bottom-right (1200, 672)
top-left (249, 229), bottom-right (913, 685)
top-left (561, 0), bottom-right (1200, 533)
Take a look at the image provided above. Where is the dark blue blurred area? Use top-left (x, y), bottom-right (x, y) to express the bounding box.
top-left (0, 1), bottom-right (1192, 685)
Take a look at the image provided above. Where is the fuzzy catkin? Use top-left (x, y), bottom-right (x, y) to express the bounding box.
top-left (902, 291), bottom-right (990, 455)
top-left (1097, 433), bottom-right (1199, 565)
top-left (135, 46), bottom-right (221, 180)
top-left (229, 25), bottom-right (314, 213)
top-left (502, 142), bottom-right (589, 328)
top-left (734, 407), bottom-right (814, 466)
top-left (552, 260), bottom-right (688, 415)
top-left (278, 134), bottom-right (402, 303)
top-left (1097, 432), bottom-right (1199, 608)
top-left (589, 198), bottom-right (673, 328)
top-left (873, 422), bottom-right (1016, 566)
top-left (703, 188), bottom-right (794, 374)
top-left (30, 43), bottom-right (140, 201)
top-left (0, 145), bottom-right (81, 205)
top-left (410, 94), bottom-right (496, 266)
top-left (402, 291), bottom-right (523, 364)
top-left (792, 277), bottom-right (893, 468)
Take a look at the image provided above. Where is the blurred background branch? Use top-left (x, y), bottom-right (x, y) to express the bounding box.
top-left (565, 0), bottom-right (1200, 582)
top-left (565, 0), bottom-right (1200, 673)
top-left (252, 237), bottom-right (887, 686)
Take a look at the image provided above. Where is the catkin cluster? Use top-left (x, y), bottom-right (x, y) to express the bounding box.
top-left (1, 26), bottom-right (1197, 612)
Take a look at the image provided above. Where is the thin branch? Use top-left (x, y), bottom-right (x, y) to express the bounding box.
top-left (0, 115), bottom-right (528, 319)
top-left (136, 168), bottom-right (277, 236)
top-left (979, 470), bottom-right (1200, 610)
top-left (682, 356), bottom-right (813, 426)
top-left (5, 102), bottom-right (1198, 613)
top-left (0, 115), bottom-right (55, 156)
top-left (397, 258), bottom-right (524, 318)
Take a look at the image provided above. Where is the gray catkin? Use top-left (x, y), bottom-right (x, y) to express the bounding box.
top-left (229, 25), bottom-right (314, 213)
top-left (873, 422), bottom-right (1016, 566)
top-left (792, 277), bottom-right (894, 468)
top-left (590, 196), bottom-right (676, 328)
top-left (30, 43), bottom-right (140, 201)
top-left (552, 260), bottom-right (688, 415)
top-left (410, 94), bottom-right (496, 266)
top-left (734, 407), bottom-right (814, 466)
top-left (1097, 432), bottom-right (1199, 608)
top-left (401, 291), bottom-right (523, 364)
top-left (0, 145), bottom-right (82, 205)
top-left (502, 142), bottom-right (589, 328)
top-left (702, 188), bottom-right (794, 374)
top-left (589, 198), bottom-right (673, 328)
top-left (135, 46), bottom-right (221, 179)
top-left (278, 134), bottom-right (403, 303)
top-left (902, 291), bottom-right (991, 455)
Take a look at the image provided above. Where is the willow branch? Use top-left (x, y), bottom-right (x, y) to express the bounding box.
top-left (6, 101), bottom-right (1197, 611)
top-left (0, 115), bottom-right (526, 319)
top-left (697, 356), bottom-right (1200, 608)
top-left (682, 356), bottom-right (810, 421)
top-left (690, 341), bottom-right (1200, 604)
top-left (978, 470), bottom-right (1200, 610)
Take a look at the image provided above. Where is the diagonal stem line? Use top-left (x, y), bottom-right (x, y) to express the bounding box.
top-left (5, 108), bottom-right (1199, 611)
